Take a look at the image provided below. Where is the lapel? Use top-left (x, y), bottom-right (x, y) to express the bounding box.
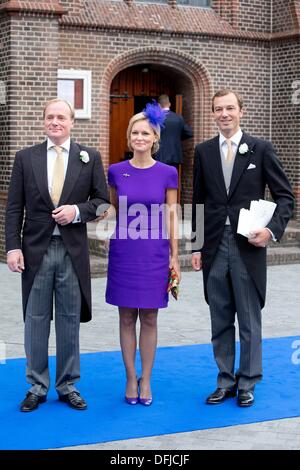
top-left (31, 139), bottom-right (83, 209)
top-left (58, 139), bottom-right (83, 205)
top-left (207, 136), bottom-right (228, 199)
top-left (228, 132), bottom-right (256, 200)
top-left (31, 141), bottom-right (54, 210)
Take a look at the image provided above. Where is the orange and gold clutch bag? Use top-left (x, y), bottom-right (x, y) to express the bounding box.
top-left (167, 267), bottom-right (179, 300)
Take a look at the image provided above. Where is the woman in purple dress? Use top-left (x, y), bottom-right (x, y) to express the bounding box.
top-left (105, 103), bottom-right (180, 406)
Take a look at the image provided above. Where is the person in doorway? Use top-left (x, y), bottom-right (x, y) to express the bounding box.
top-left (154, 94), bottom-right (193, 168)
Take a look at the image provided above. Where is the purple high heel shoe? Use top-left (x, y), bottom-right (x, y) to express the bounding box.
top-left (125, 378), bottom-right (139, 405)
top-left (138, 378), bottom-right (153, 406)
top-left (125, 396), bottom-right (139, 405)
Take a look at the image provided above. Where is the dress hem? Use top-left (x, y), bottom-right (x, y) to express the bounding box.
top-left (106, 300), bottom-right (168, 309)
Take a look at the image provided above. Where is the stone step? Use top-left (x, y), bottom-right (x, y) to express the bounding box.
top-left (88, 220), bottom-right (300, 277)
top-left (90, 255), bottom-right (108, 278)
top-left (266, 246), bottom-right (300, 266)
top-left (90, 246), bottom-right (300, 278)
top-left (179, 246), bottom-right (300, 271)
top-left (88, 220), bottom-right (300, 258)
top-left (277, 221), bottom-right (300, 247)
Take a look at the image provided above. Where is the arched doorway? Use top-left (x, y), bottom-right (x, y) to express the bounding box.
top-left (100, 47), bottom-right (213, 204)
top-left (109, 64), bottom-right (177, 164)
top-left (109, 63), bottom-right (195, 204)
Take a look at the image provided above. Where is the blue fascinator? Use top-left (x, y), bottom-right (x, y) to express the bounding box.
top-left (143, 100), bottom-right (167, 129)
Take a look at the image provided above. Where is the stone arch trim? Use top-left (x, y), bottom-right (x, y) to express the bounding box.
top-left (99, 47), bottom-right (214, 168)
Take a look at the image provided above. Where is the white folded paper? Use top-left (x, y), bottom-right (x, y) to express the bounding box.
top-left (237, 199), bottom-right (277, 238)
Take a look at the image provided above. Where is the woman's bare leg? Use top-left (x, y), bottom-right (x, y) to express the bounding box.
top-left (138, 308), bottom-right (158, 398)
top-left (119, 307), bottom-right (139, 398)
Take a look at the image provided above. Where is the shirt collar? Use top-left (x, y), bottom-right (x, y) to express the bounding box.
top-left (47, 137), bottom-right (71, 153)
top-left (219, 128), bottom-right (243, 147)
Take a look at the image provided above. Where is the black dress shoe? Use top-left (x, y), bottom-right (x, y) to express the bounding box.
top-left (59, 391), bottom-right (87, 410)
top-left (238, 389), bottom-right (254, 407)
top-left (206, 386), bottom-right (237, 404)
top-left (20, 392), bottom-right (46, 412)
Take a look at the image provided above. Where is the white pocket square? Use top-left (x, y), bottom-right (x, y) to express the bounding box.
top-left (247, 163), bottom-right (256, 170)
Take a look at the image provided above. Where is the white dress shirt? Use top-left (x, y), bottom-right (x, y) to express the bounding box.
top-left (192, 128), bottom-right (275, 254)
top-left (7, 139), bottom-right (81, 252)
top-left (219, 128), bottom-right (243, 162)
top-left (220, 129), bottom-right (275, 241)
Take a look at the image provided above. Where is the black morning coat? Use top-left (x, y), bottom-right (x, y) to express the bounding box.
top-left (155, 110), bottom-right (193, 165)
top-left (192, 132), bottom-right (295, 308)
top-left (5, 140), bottom-right (110, 322)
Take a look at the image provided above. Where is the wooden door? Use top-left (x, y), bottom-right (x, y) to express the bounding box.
top-left (109, 65), bottom-right (172, 164)
top-left (110, 93), bottom-right (134, 165)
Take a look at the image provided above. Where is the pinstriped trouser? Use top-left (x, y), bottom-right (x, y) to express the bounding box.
top-left (24, 237), bottom-right (82, 397)
top-left (206, 226), bottom-right (263, 391)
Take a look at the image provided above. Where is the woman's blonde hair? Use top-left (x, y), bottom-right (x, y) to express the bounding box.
top-left (126, 112), bottom-right (160, 155)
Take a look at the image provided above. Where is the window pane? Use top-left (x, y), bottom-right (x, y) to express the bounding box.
top-left (135, 0), bottom-right (168, 4)
top-left (74, 79), bottom-right (84, 110)
top-left (176, 0), bottom-right (211, 6)
top-left (57, 79), bottom-right (75, 107)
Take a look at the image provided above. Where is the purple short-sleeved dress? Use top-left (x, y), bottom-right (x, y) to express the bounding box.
top-left (105, 160), bottom-right (178, 309)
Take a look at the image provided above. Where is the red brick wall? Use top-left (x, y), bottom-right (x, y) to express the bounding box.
top-left (211, 0), bottom-right (272, 32)
top-left (272, 0), bottom-right (298, 33)
top-left (60, 0), bottom-right (84, 15)
top-left (8, 15), bottom-right (59, 154)
top-left (0, 15), bottom-right (11, 260)
top-left (0, 15), bottom-right (10, 186)
top-left (211, 0), bottom-right (240, 29)
top-left (237, 0), bottom-right (271, 32)
top-left (272, 39), bottom-right (300, 219)
top-left (177, 73), bottom-right (195, 206)
top-left (0, 12), bottom-right (60, 259)
top-left (0, 194), bottom-right (6, 260)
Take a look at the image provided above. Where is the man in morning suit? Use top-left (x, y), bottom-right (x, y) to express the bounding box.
top-left (5, 99), bottom-right (109, 412)
top-left (192, 89), bottom-right (294, 407)
top-left (154, 94), bottom-right (193, 168)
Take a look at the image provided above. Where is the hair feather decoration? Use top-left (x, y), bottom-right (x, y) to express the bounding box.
top-left (143, 100), bottom-right (167, 129)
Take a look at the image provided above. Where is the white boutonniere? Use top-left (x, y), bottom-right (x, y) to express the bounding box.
top-left (79, 150), bottom-right (89, 163)
top-left (238, 143), bottom-right (249, 155)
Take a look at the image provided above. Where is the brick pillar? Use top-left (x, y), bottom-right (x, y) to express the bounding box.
top-left (0, 1), bottom-right (66, 260)
top-left (59, 0), bottom-right (84, 15)
top-left (0, 8), bottom-right (12, 260)
top-left (272, 39), bottom-right (300, 222)
top-left (211, 0), bottom-right (239, 28)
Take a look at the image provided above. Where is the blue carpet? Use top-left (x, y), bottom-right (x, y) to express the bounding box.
top-left (0, 336), bottom-right (299, 450)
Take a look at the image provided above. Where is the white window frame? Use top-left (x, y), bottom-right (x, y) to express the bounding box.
top-left (57, 69), bottom-right (92, 119)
